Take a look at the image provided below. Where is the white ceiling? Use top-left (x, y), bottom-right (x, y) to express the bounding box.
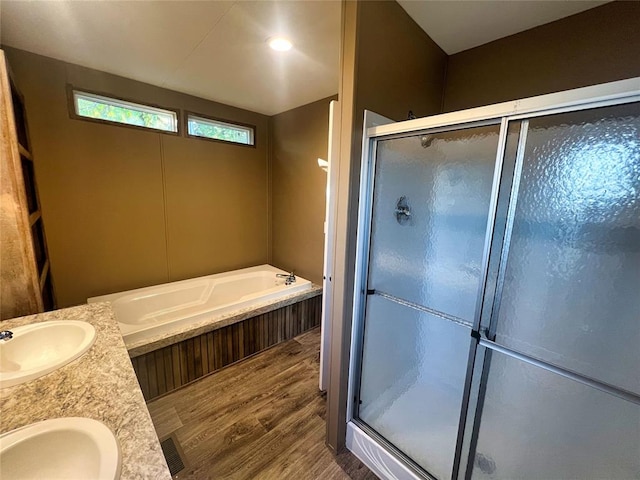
top-left (0, 0), bottom-right (341, 116)
top-left (1, 1), bottom-right (611, 116)
top-left (398, 0), bottom-right (611, 55)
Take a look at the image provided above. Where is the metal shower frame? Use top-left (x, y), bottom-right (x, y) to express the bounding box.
top-left (344, 77), bottom-right (640, 480)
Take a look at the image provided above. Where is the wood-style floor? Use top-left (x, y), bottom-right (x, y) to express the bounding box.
top-left (147, 328), bottom-right (378, 480)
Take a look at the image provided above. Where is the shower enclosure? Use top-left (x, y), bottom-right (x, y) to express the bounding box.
top-left (346, 78), bottom-right (640, 480)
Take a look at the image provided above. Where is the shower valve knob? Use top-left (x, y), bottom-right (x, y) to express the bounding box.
top-left (395, 196), bottom-right (412, 224)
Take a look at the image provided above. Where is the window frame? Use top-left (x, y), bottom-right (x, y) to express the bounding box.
top-left (185, 110), bottom-right (257, 148)
top-left (67, 85), bottom-right (181, 136)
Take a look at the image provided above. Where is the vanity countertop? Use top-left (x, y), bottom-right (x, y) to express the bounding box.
top-left (0, 302), bottom-right (171, 479)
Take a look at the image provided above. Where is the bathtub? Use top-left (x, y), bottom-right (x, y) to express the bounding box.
top-left (88, 265), bottom-right (312, 346)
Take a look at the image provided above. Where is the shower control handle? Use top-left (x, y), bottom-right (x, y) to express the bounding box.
top-left (395, 196), bottom-right (412, 224)
top-left (394, 207), bottom-right (411, 217)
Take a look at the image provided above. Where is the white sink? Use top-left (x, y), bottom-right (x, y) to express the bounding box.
top-left (0, 321), bottom-right (96, 388)
top-left (0, 417), bottom-right (121, 479)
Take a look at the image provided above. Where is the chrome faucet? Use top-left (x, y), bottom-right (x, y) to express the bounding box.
top-left (0, 330), bottom-right (13, 341)
top-left (276, 271), bottom-right (296, 285)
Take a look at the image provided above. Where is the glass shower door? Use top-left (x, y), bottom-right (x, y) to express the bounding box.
top-left (355, 124), bottom-right (502, 479)
top-left (469, 102), bottom-right (640, 479)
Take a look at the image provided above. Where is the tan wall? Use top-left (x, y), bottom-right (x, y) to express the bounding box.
top-left (443, 1), bottom-right (640, 112)
top-left (355, 0), bottom-right (447, 121)
top-left (271, 96), bottom-right (337, 285)
top-left (5, 47), bottom-right (270, 307)
top-left (327, 0), bottom-right (448, 452)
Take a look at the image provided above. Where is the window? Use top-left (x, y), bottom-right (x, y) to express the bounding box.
top-left (72, 90), bottom-right (178, 133)
top-left (187, 113), bottom-right (255, 146)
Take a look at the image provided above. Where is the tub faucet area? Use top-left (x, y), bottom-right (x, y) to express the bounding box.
top-left (276, 271), bottom-right (296, 285)
top-left (0, 331), bottom-right (13, 341)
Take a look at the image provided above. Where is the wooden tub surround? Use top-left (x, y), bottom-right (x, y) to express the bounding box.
top-left (131, 290), bottom-right (322, 401)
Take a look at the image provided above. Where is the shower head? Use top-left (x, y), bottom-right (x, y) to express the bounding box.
top-left (421, 135), bottom-right (434, 148)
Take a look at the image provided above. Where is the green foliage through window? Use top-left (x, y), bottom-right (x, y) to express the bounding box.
top-left (74, 91), bottom-right (177, 133)
top-left (188, 115), bottom-right (254, 145)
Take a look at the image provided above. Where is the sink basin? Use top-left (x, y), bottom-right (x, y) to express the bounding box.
top-left (0, 321), bottom-right (96, 388)
top-left (0, 417), bottom-right (121, 479)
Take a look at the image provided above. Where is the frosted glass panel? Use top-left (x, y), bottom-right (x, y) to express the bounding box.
top-left (471, 351), bottom-right (640, 479)
top-left (368, 125), bottom-right (500, 322)
top-left (358, 295), bottom-right (471, 479)
top-left (494, 103), bottom-right (640, 394)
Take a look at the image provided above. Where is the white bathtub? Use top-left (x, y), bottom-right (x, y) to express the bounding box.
top-left (88, 265), bottom-right (312, 346)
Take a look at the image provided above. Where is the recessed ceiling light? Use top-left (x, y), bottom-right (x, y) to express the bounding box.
top-left (268, 36), bottom-right (292, 52)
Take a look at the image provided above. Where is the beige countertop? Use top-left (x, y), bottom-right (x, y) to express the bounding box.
top-left (0, 303), bottom-right (171, 480)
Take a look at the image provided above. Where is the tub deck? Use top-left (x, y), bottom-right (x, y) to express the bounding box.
top-left (127, 284), bottom-right (322, 358)
top-left (89, 265), bottom-right (314, 352)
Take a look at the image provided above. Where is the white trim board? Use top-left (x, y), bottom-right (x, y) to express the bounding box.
top-left (320, 100), bottom-right (341, 391)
